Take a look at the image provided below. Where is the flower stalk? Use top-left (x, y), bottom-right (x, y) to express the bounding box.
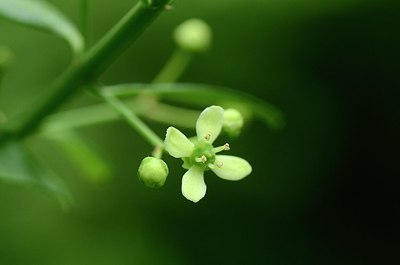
top-left (99, 89), bottom-right (164, 148)
top-left (79, 0), bottom-right (90, 51)
top-left (2, 0), bottom-right (171, 141)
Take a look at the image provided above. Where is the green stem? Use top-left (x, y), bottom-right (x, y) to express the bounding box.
top-left (0, 46), bottom-right (11, 91)
top-left (151, 146), bottom-right (163, 158)
top-left (80, 0), bottom-right (90, 51)
top-left (39, 99), bottom-right (198, 136)
top-left (0, 71), bottom-right (3, 91)
top-left (153, 48), bottom-right (192, 83)
top-left (3, 0), bottom-right (171, 140)
top-left (99, 89), bottom-right (164, 148)
top-left (105, 83), bottom-right (286, 130)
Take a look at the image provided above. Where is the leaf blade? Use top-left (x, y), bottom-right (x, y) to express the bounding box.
top-left (0, 0), bottom-right (84, 54)
top-left (0, 140), bottom-right (72, 207)
top-left (48, 131), bottom-right (113, 185)
top-left (106, 83), bottom-right (286, 130)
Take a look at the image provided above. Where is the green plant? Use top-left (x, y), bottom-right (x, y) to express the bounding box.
top-left (0, 0), bottom-right (284, 207)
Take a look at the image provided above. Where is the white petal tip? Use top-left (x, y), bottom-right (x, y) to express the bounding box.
top-left (181, 166), bottom-right (207, 203)
top-left (184, 195), bottom-right (203, 203)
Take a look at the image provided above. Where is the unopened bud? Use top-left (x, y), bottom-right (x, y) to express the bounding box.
top-left (138, 157), bottom-right (169, 188)
top-left (174, 19), bottom-right (212, 52)
top-left (223, 108), bottom-right (244, 137)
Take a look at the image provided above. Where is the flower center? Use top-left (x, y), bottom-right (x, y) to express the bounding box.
top-left (189, 140), bottom-right (216, 170)
top-left (184, 136), bottom-right (231, 171)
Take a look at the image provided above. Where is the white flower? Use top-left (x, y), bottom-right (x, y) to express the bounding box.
top-left (164, 106), bottom-right (252, 203)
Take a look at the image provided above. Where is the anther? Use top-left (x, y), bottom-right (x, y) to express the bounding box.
top-left (216, 161), bottom-right (223, 168)
top-left (213, 143), bottom-right (230, 153)
top-left (195, 155), bottom-right (207, 163)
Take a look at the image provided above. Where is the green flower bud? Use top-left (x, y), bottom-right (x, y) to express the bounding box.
top-left (223, 108), bottom-right (244, 137)
top-left (173, 19), bottom-right (212, 52)
top-left (138, 157), bottom-right (169, 188)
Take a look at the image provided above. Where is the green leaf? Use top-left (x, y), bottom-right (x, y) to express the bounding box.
top-left (0, 0), bottom-right (83, 54)
top-left (40, 99), bottom-right (199, 133)
top-left (38, 83), bottom-right (284, 133)
top-left (105, 83), bottom-right (286, 130)
top-left (47, 131), bottom-right (112, 185)
top-left (0, 140), bottom-right (72, 208)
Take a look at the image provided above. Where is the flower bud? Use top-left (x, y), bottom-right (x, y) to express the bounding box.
top-left (138, 157), bottom-right (169, 188)
top-left (173, 19), bottom-right (212, 52)
top-left (223, 108), bottom-right (244, 137)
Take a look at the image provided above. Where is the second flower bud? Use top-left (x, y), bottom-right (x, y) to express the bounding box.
top-left (138, 157), bottom-right (169, 188)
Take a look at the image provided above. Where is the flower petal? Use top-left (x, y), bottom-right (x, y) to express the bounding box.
top-left (212, 155), bottom-right (252, 181)
top-left (165, 127), bottom-right (194, 158)
top-left (181, 166), bottom-right (206, 203)
top-left (196, 105), bottom-right (224, 143)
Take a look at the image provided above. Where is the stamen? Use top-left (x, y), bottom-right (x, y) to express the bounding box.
top-left (195, 155), bottom-right (207, 163)
top-left (208, 161), bottom-right (223, 169)
top-left (204, 133), bottom-right (211, 141)
top-left (223, 143), bottom-right (230, 151)
top-left (213, 143), bottom-right (230, 153)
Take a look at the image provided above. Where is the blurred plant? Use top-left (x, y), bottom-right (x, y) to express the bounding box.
top-left (0, 0), bottom-right (284, 207)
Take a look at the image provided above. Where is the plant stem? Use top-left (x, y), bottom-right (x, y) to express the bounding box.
top-left (104, 83), bottom-right (286, 129)
top-left (80, 0), bottom-right (90, 51)
top-left (0, 71), bottom-right (3, 91)
top-left (38, 99), bottom-right (198, 137)
top-left (3, 0), bottom-right (171, 140)
top-left (153, 48), bottom-right (192, 83)
top-left (99, 89), bottom-right (164, 148)
top-left (0, 46), bottom-right (12, 91)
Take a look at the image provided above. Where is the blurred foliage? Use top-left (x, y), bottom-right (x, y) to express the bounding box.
top-left (0, 0), bottom-right (83, 54)
top-left (1, 0), bottom-right (399, 264)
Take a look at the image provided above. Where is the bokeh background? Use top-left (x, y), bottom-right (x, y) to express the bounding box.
top-left (1, 0), bottom-right (399, 264)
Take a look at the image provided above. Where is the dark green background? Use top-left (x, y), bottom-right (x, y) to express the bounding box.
top-left (1, 0), bottom-right (399, 264)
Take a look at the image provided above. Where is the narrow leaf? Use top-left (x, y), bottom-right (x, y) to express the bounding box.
top-left (106, 83), bottom-right (286, 130)
top-left (0, 140), bottom-right (72, 207)
top-left (47, 131), bottom-right (112, 185)
top-left (0, 0), bottom-right (83, 54)
top-left (39, 82), bottom-right (284, 133)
